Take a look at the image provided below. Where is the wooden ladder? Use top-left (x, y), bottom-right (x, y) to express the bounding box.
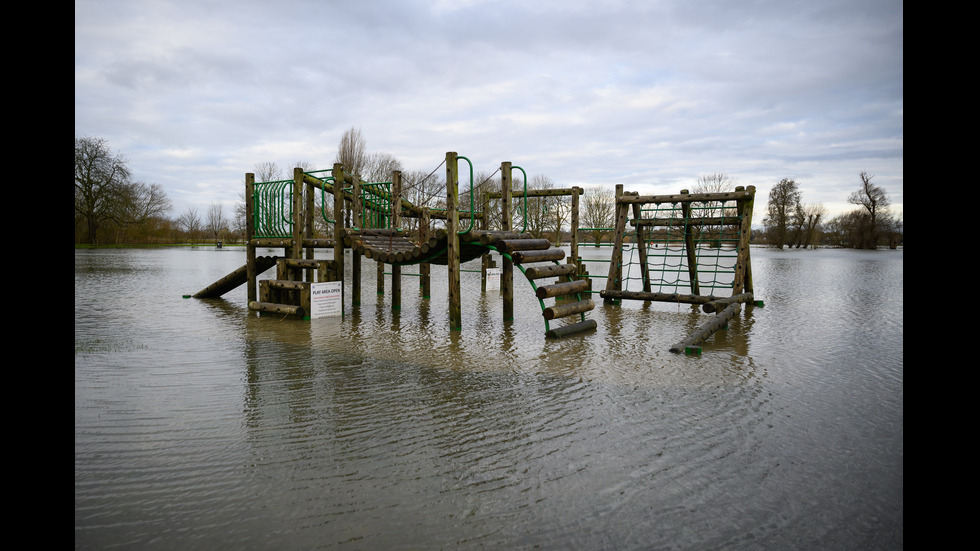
top-left (496, 237), bottom-right (597, 338)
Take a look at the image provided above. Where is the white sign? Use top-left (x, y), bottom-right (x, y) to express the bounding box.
top-left (486, 268), bottom-right (501, 291)
top-left (310, 281), bottom-right (343, 318)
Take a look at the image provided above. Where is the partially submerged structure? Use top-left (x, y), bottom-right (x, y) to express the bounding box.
top-left (192, 152), bottom-right (760, 352)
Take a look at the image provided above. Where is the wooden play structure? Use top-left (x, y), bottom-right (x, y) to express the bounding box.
top-left (193, 152), bottom-right (597, 338)
top-left (192, 152), bottom-right (760, 350)
top-left (597, 183), bottom-right (761, 353)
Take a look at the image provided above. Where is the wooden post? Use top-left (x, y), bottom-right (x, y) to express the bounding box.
top-left (733, 186), bottom-right (755, 295)
top-left (351, 176), bottom-right (362, 306)
top-left (420, 207), bottom-right (431, 299)
top-left (332, 163), bottom-right (346, 312)
top-left (446, 152), bottom-right (461, 330)
top-left (570, 186), bottom-right (580, 265)
top-left (303, 167), bottom-right (315, 281)
top-left (245, 172), bottom-right (257, 303)
top-left (632, 201), bottom-right (651, 293)
top-left (292, 168), bottom-right (303, 261)
top-left (679, 189), bottom-right (700, 296)
top-left (391, 170), bottom-right (402, 310)
top-left (480, 188), bottom-right (489, 293)
top-left (604, 184), bottom-right (628, 304)
top-left (501, 161), bottom-right (514, 321)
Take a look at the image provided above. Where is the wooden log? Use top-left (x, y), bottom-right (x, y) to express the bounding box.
top-left (524, 263), bottom-right (579, 280)
top-left (543, 299), bottom-right (595, 320)
top-left (301, 238), bottom-right (334, 248)
top-left (193, 256), bottom-right (277, 298)
top-left (546, 319), bottom-right (598, 338)
top-left (536, 279), bottom-right (589, 299)
top-left (669, 303), bottom-right (740, 353)
top-left (266, 279), bottom-right (309, 291)
top-left (512, 249), bottom-right (565, 264)
top-left (619, 189), bottom-right (756, 204)
top-left (479, 230), bottom-right (534, 246)
top-left (631, 217), bottom-right (742, 228)
top-left (459, 229), bottom-right (489, 244)
top-left (599, 290), bottom-right (722, 304)
top-left (489, 187), bottom-right (581, 198)
top-left (281, 258), bottom-right (326, 270)
top-left (248, 301), bottom-right (305, 317)
top-left (496, 238), bottom-right (552, 252)
top-left (702, 292), bottom-right (754, 313)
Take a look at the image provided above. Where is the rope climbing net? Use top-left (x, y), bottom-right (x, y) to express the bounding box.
top-left (622, 199), bottom-right (743, 295)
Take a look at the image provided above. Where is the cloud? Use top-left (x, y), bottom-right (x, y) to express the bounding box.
top-left (75, 0), bottom-right (903, 219)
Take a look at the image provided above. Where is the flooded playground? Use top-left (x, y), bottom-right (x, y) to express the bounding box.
top-left (75, 244), bottom-right (903, 550)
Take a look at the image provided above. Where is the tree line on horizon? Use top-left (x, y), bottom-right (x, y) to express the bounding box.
top-left (75, 131), bottom-right (902, 249)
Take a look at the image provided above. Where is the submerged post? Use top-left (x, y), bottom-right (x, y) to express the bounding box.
top-left (292, 167), bottom-right (304, 261)
top-left (332, 163), bottom-right (346, 311)
top-left (391, 170), bottom-right (402, 310)
top-left (420, 207), bottom-right (431, 298)
top-left (446, 152), bottom-right (461, 330)
top-left (604, 184), bottom-right (628, 304)
top-left (245, 172), bottom-right (257, 303)
top-left (351, 175), bottom-right (362, 306)
top-left (679, 189), bottom-right (700, 296)
top-left (501, 161), bottom-right (514, 321)
top-left (733, 185), bottom-right (756, 295)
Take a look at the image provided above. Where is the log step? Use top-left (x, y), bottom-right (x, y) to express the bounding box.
top-left (543, 299), bottom-right (595, 320)
top-left (266, 279), bottom-right (310, 291)
top-left (249, 301), bottom-right (306, 317)
top-left (281, 258), bottom-right (330, 269)
top-left (495, 238), bottom-right (552, 252)
top-left (546, 319), bottom-right (598, 339)
top-left (536, 279), bottom-right (589, 299)
top-left (512, 249), bottom-right (565, 264)
top-left (524, 263), bottom-right (579, 280)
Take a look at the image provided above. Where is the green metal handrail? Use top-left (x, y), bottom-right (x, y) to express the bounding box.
top-left (512, 165), bottom-right (528, 233)
top-left (253, 179), bottom-right (293, 238)
top-left (457, 155), bottom-right (475, 234)
top-left (302, 169), bottom-right (337, 225)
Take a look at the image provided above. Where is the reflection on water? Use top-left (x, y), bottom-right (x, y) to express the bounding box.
top-left (76, 246), bottom-right (903, 549)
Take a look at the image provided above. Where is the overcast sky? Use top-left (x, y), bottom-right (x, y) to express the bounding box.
top-left (75, 0), bottom-right (903, 222)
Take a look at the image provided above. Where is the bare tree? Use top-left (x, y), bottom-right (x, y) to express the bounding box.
top-left (177, 207), bottom-right (202, 242)
top-left (335, 127), bottom-right (367, 178)
top-left (541, 177), bottom-right (572, 245)
top-left (75, 136), bottom-right (132, 243)
top-left (363, 152), bottom-right (403, 183)
top-left (233, 191), bottom-right (248, 243)
top-left (581, 185), bottom-right (615, 246)
top-left (794, 203), bottom-right (826, 249)
top-left (848, 171), bottom-right (891, 249)
top-left (120, 181), bottom-right (172, 225)
top-left (253, 161), bottom-right (283, 183)
top-left (694, 172), bottom-right (738, 220)
top-left (518, 175), bottom-right (557, 239)
top-left (335, 128), bottom-right (368, 226)
top-left (206, 203), bottom-right (227, 243)
top-left (694, 172), bottom-right (736, 194)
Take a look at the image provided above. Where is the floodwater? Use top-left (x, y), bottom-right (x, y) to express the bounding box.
top-left (75, 245), bottom-right (903, 550)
